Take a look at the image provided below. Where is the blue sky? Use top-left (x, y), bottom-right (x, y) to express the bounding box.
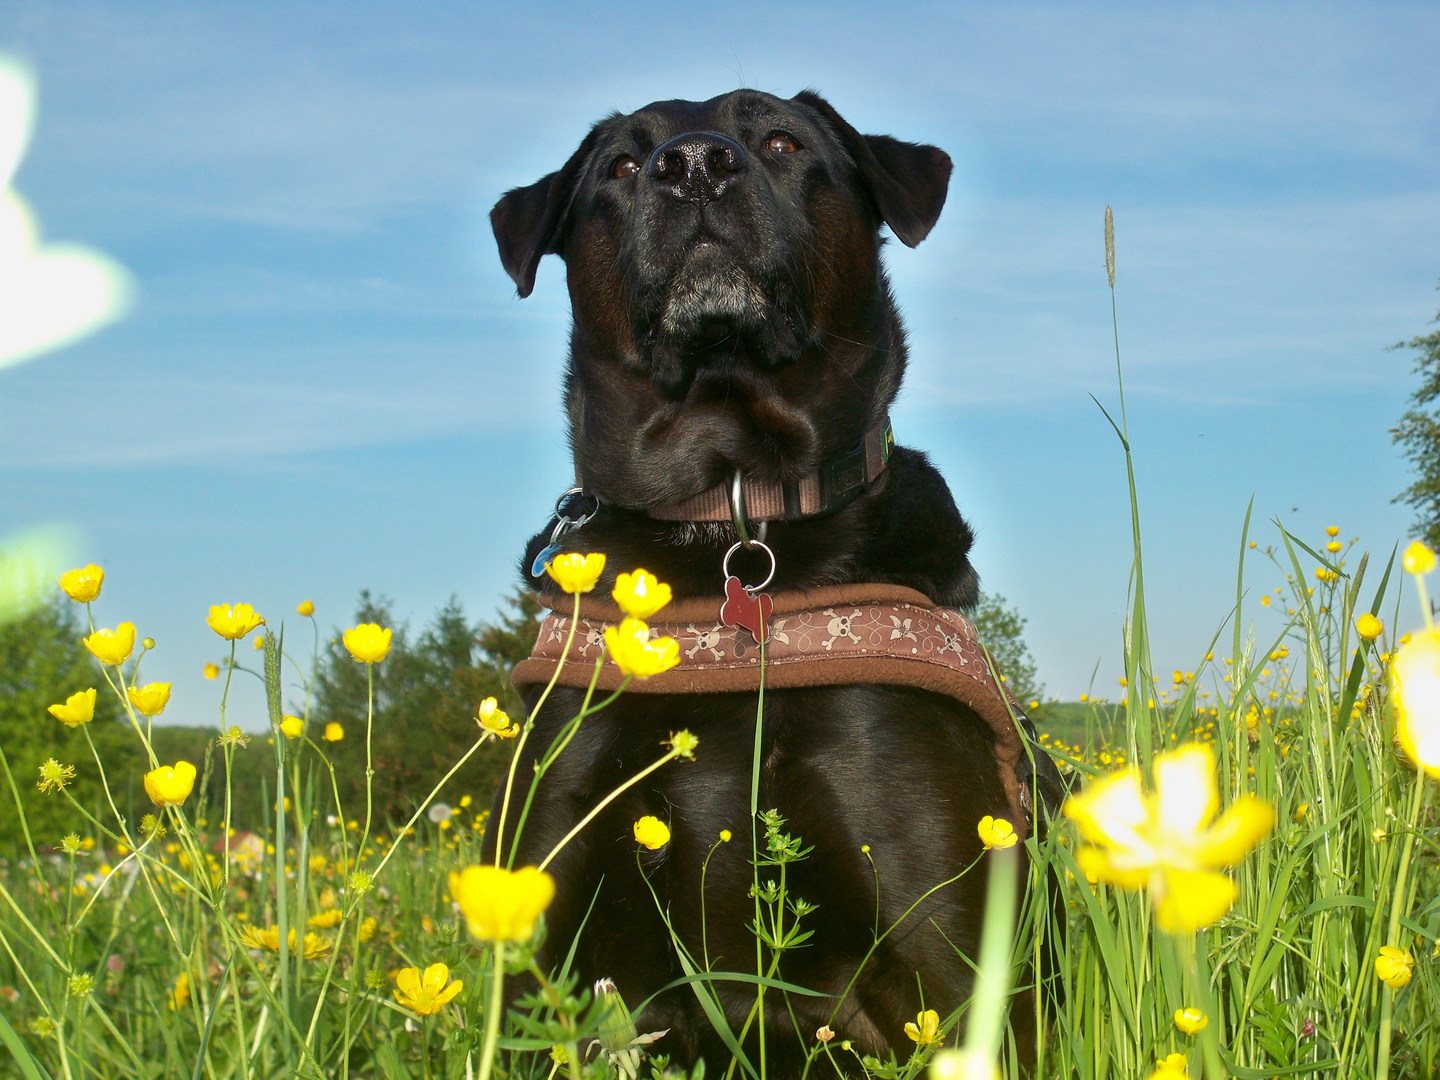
top-left (2, 1), bottom-right (1439, 726)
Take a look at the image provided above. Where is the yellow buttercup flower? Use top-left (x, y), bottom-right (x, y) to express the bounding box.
top-left (634, 815), bottom-right (671, 849)
top-left (546, 552), bottom-right (606, 594)
top-left (207, 603), bottom-right (265, 641)
top-left (1325, 525), bottom-right (1340, 537)
top-left (297, 599), bottom-right (314, 616)
top-left (477, 697), bottom-right (519, 738)
top-left (1392, 627), bottom-right (1440, 778)
top-left (236, 925), bottom-right (278, 951)
top-left (1062, 742), bottom-right (1275, 933)
top-left (308, 909), bottom-right (343, 929)
top-left (977, 815), bottom-right (1017, 850)
top-left (58, 564), bottom-right (104, 603)
top-left (323, 722), bottom-right (344, 742)
top-left (280, 715), bottom-right (304, 739)
top-left (1173, 1007), bottom-right (1207, 1035)
top-left (144, 761), bottom-right (197, 808)
top-left (168, 972), bottom-right (190, 1012)
top-left (1376, 946), bottom-right (1414, 989)
top-left (1356, 613), bottom-right (1383, 641)
top-left (612, 568), bottom-right (672, 619)
top-left (203, 663), bottom-right (220, 680)
top-left (1404, 540), bottom-right (1436, 576)
top-left (1326, 540), bottom-right (1342, 553)
top-left (448, 864), bottom-right (555, 942)
top-left (48, 688), bottom-right (96, 727)
top-left (1148, 1054), bottom-right (1190, 1080)
top-left (237, 926), bottom-right (329, 958)
top-left (903, 1008), bottom-right (942, 1047)
top-left (394, 963), bottom-right (463, 1016)
top-left (126, 682), bottom-right (171, 717)
top-left (84, 622), bottom-right (136, 666)
top-left (342, 623), bottom-right (392, 663)
top-left (605, 617), bottom-right (680, 679)
top-left (252, 635), bottom-right (264, 651)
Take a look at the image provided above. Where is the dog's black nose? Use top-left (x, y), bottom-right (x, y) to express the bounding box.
top-left (646, 132), bottom-right (747, 204)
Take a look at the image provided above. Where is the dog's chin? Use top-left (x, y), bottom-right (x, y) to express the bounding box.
top-left (658, 266), bottom-right (768, 338)
top-left (639, 269), bottom-right (811, 398)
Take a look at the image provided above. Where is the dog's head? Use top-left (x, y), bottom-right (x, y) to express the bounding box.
top-left (492, 90), bottom-right (951, 508)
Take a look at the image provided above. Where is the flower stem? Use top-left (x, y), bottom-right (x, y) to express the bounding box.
top-left (536, 745), bottom-right (685, 872)
top-left (506, 661), bottom-right (631, 869)
top-left (495, 592), bottom-right (581, 866)
top-left (1375, 772), bottom-right (1428, 1080)
top-left (368, 734), bottom-right (489, 883)
top-left (355, 662), bottom-right (377, 873)
top-left (476, 942), bottom-right (506, 1080)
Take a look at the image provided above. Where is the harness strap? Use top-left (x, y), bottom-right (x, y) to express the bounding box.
top-left (513, 583), bottom-right (1039, 836)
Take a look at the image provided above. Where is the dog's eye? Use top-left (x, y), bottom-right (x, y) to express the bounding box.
top-left (613, 156), bottom-right (640, 178)
top-left (766, 134), bottom-right (799, 155)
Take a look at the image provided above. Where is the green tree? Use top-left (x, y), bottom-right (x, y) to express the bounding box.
top-left (1392, 288), bottom-right (1440, 548)
top-left (970, 590), bottom-right (1043, 705)
top-left (310, 590), bottom-right (541, 826)
top-left (0, 599), bottom-right (139, 851)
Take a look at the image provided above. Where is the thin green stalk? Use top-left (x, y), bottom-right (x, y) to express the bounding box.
top-left (0, 740), bottom-right (60, 928)
top-left (496, 592), bottom-right (582, 866)
top-left (958, 847), bottom-right (1019, 1066)
top-left (536, 743), bottom-right (689, 872)
top-left (506, 661), bottom-right (631, 869)
top-left (263, 630), bottom-right (293, 1068)
top-left (752, 636), bottom-right (768, 1080)
top-left (476, 942), bottom-right (506, 1080)
top-left (1375, 773), bottom-right (1428, 1080)
top-left (367, 733), bottom-right (489, 883)
top-left (349, 659), bottom-right (379, 888)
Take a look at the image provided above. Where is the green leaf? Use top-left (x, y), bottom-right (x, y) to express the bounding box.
top-left (1219, 1054), bottom-right (1338, 1079)
top-left (0, 1006), bottom-right (51, 1080)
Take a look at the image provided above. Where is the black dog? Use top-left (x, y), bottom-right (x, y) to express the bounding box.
top-left (484, 89), bottom-right (1054, 1073)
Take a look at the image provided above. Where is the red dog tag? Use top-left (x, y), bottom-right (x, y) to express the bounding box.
top-left (721, 575), bottom-right (773, 645)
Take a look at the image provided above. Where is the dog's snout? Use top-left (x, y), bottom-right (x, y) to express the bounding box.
top-left (645, 132), bottom-right (747, 204)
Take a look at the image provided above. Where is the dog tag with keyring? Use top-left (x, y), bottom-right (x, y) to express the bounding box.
top-left (719, 470), bottom-right (776, 644)
top-left (720, 541), bottom-right (775, 645)
top-left (530, 487), bottom-right (600, 579)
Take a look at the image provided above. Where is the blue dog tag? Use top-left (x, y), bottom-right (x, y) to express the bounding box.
top-left (531, 543), bottom-right (560, 579)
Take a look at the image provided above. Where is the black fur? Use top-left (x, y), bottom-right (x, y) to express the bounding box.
top-left (484, 90), bottom-right (1049, 1073)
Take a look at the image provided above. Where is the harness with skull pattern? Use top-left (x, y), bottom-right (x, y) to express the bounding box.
top-left (513, 583), bottom-right (1056, 839)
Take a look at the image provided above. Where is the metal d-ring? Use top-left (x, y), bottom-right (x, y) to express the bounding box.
top-left (531, 487), bottom-right (601, 579)
top-left (555, 487), bottom-right (599, 527)
top-left (729, 470), bottom-right (767, 548)
top-left (722, 540), bottom-right (776, 594)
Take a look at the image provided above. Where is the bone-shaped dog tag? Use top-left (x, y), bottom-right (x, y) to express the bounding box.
top-left (720, 575), bottom-right (773, 645)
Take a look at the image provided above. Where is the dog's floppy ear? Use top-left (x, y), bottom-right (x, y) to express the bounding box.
top-left (794, 91), bottom-right (952, 248)
top-left (490, 128), bottom-right (600, 298)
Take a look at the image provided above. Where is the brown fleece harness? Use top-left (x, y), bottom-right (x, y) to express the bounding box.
top-left (512, 583), bottom-right (1036, 839)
